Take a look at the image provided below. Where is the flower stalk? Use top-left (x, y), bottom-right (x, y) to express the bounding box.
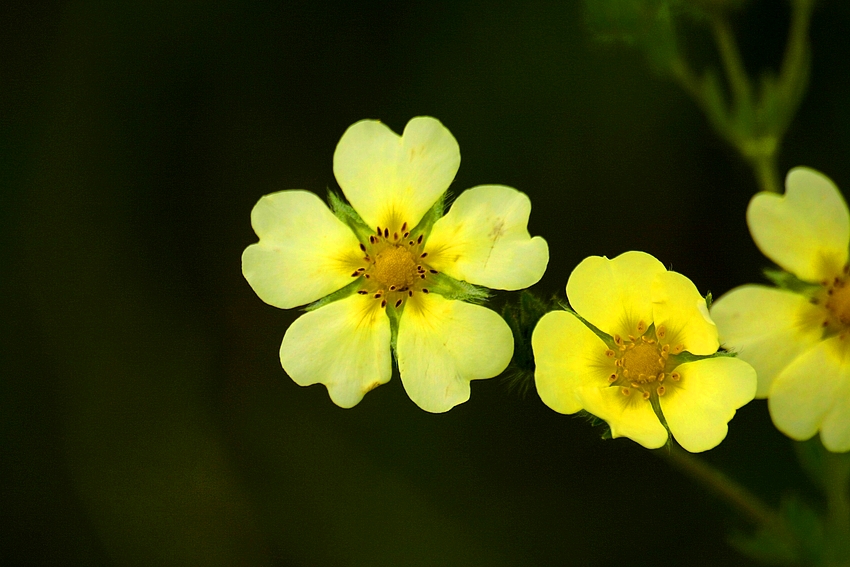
top-left (657, 442), bottom-right (779, 527)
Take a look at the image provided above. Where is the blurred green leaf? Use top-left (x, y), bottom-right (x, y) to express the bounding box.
top-left (730, 495), bottom-right (821, 565)
top-left (584, 0), bottom-right (682, 70)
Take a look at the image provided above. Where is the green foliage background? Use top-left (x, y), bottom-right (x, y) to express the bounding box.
top-left (2, 1), bottom-right (850, 565)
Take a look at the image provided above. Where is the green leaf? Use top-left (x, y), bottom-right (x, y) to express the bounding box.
top-left (584, 0), bottom-right (682, 71)
top-left (730, 494), bottom-right (827, 566)
top-left (729, 523), bottom-right (798, 565)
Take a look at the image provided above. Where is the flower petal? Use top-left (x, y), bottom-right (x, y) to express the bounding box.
top-left (567, 251), bottom-right (667, 338)
top-left (333, 117), bottom-right (460, 232)
top-left (651, 271), bottom-right (719, 355)
top-left (579, 386), bottom-right (669, 449)
top-left (242, 190), bottom-right (362, 309)
top-left (532, 310), bottom-right (612, 414)
top-left (396, 293), bottom-right (512, 413)
top-left (424, 185), bottom-right (549, 290)
top-left (660, 358), bottom-right (756, 453)
top-left (747, 167), bottom-right (850, 282)
top-left (768, 335), bottom-right (850, 448)
top-left (820, 375), bottom-right (850, 452)
top-left (280, 294), bottom-right (391, 408)
top-left (710, 285), bottom-right (825, 397)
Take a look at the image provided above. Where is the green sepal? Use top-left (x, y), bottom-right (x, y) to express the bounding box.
top-left (704, 291), bottom-right (713, 310)
top-left (427, 272), bottom-right (489, 304)
top-left (577, 409), bottom-right (614, 440)
top-left (385, 302), bottom-right (402, 357)
top-left (669, 348), bottom-right (736, 365)
top-left (327, 190), bottom-right (374, 243)
top-left (763, 268), bottom-right (822, 296)
top-left (303, 278), bottom-right (361, 312)
top-left (557, 301), bottom-right (618, 349)
top-left (409, 191), bottom-right (448, 244)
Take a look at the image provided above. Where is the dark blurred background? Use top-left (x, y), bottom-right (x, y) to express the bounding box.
top-left (3, 1), bottom-right (849, 565)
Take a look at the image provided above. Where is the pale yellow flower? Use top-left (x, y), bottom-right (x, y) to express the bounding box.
top-left (533, 251), bottom-right (756, 452)
top-left (711, 167), bottom-right (850, 452)
top-left (242, 117), bottom-right (548, 412)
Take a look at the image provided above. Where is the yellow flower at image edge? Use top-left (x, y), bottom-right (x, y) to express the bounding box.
top-left (242, 117), bottom-right (549, 412)
top-left (532, 251), bottom-right (756, 452)
top-left (711, 167), bottom-right (850, 452)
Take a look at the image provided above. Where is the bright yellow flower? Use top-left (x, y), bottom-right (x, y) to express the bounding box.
top-left (711, 167), bottom-right (850, 452)
top-left (242, 117), bottom-right (549, 412)
top-left (533, 251), bottom-right (756, 452)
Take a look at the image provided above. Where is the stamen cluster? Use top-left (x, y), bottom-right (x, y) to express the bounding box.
top-left (352, 222), bottom-right (438, 309)
top-left (605, 321), bottom-right (685, 402)
top-left (814, 264), bottom-right (850, 332)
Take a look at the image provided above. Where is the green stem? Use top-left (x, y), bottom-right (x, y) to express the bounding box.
top-left (669, 58), bottom-right (710, 112)
top-left (669, 57), bottom-right (734, 143)
top-left (657, 442), bottom-right (779, 528)
top-left (749, 152), bottom-right (782, 194)
top-left (824, 451), bottom-right (850, 539)
top-left (710, 14), bottom-right (752, 109)
top-left (779, 0), bottom-right (815, 101)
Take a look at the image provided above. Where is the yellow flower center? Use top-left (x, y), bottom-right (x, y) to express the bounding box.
top-left (605, 322), bottom-right (686, 401)
top-left (372, 246), bottom-right (417, 290)
top-left (621, 343), bottom-right (665, 383)
top-left (350, 222), bottom-right (437, 310)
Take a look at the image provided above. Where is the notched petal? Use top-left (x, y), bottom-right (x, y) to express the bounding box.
top-left (567, 251), bottom-right (666, 338)
top-left (242, 190), bottom-right (362, 309)
top-left (425, 185), bottom-right (549, 290)
top-left (280, 294), bottom-right (392, 408)
top-left (532, 310), bottom-right (612, 415)
top-left (396, 293), bottom-right (512, 412)
top-left (660, 358), bottom-right (756, 453)
top-left (710, 285), bottom-right (824, 397)
top-left (652, 271), bottom-right (719, 356)
top-left (333, 117), bottom-right (460, 232)
top-left (748, 167), bottom-right (850, 282)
